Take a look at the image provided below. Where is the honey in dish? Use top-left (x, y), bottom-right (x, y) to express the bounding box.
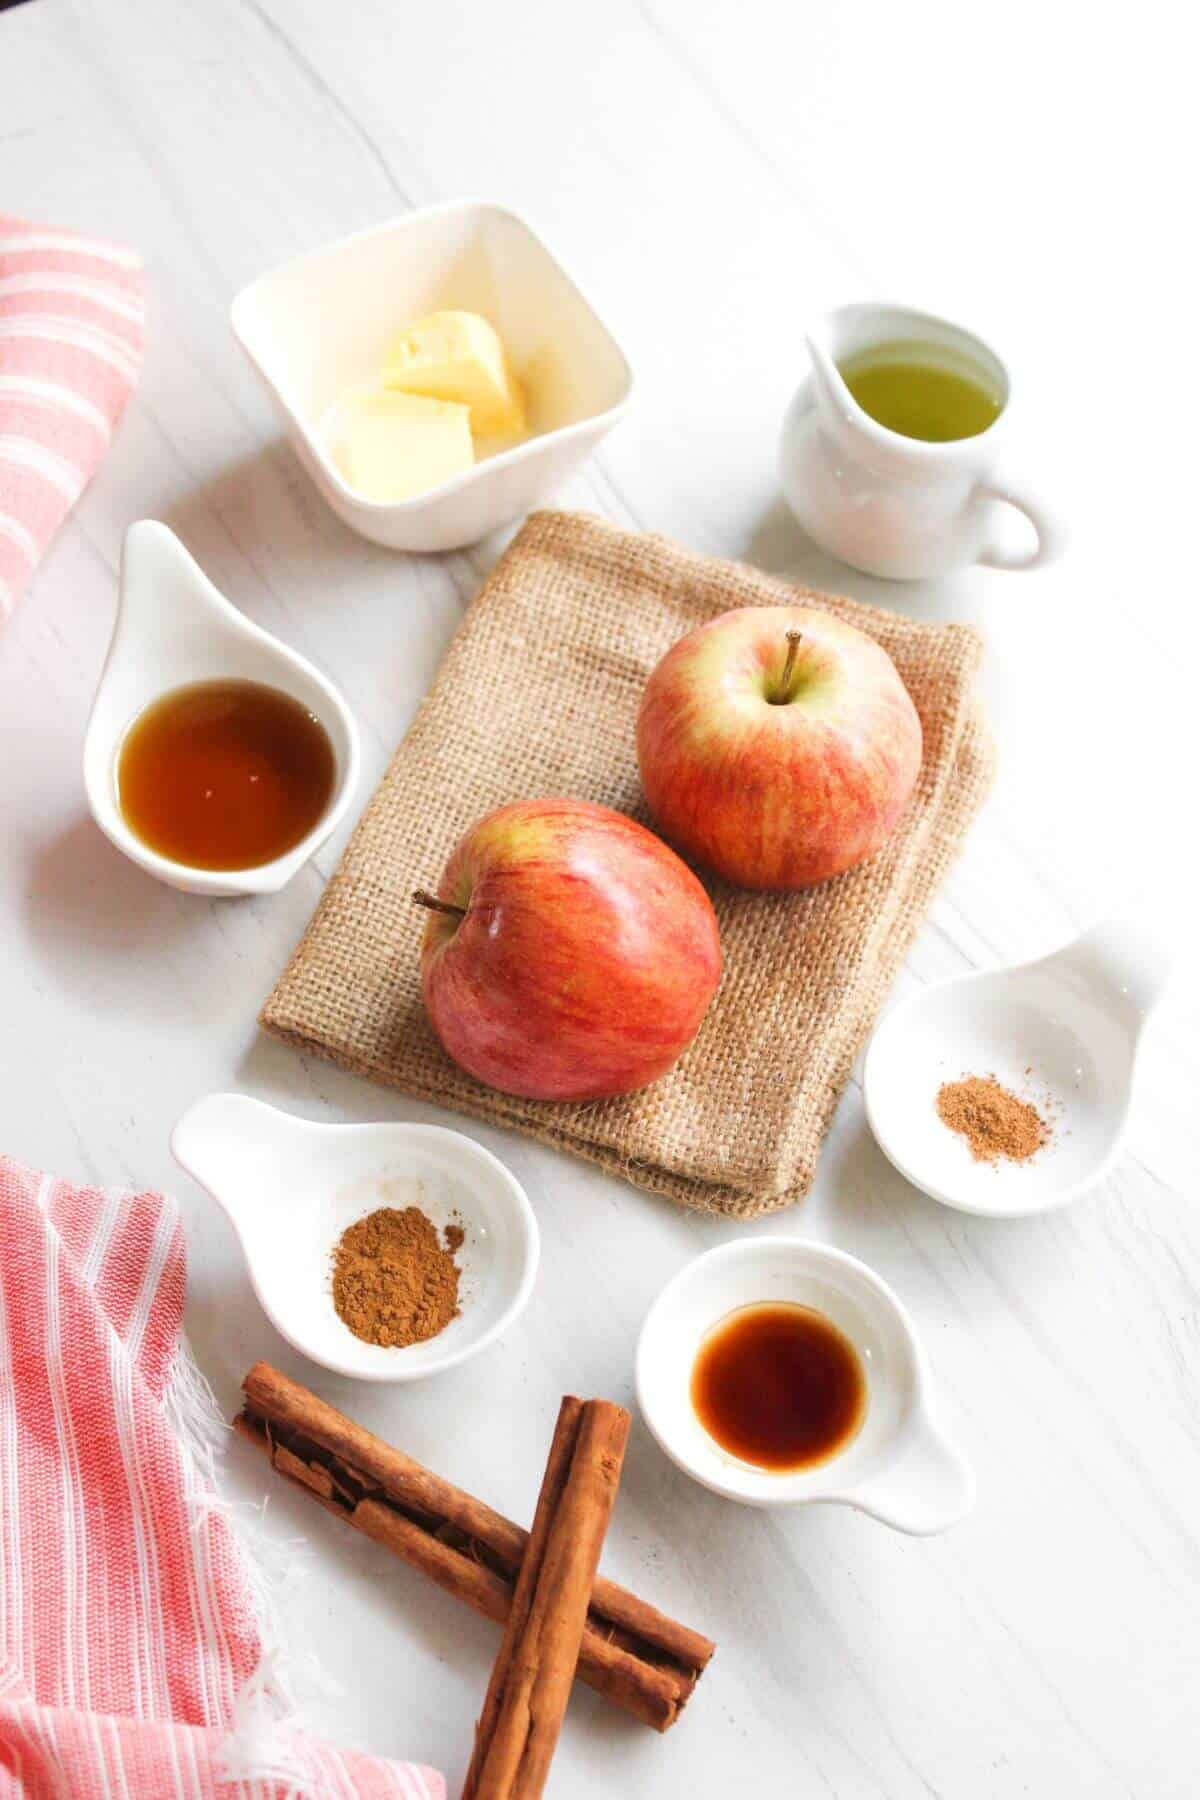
top-left (117, 678), bottom-right (335, 871)
top-left (839, 342), bottom-right (1002, 443)
top-left (690, 1302), bottom-right (866, 1472)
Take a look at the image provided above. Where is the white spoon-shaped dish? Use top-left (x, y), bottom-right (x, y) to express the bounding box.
top-left (83, 520), bottom-right (360, 897)
top-left (171, 1093), bottom-right (539, 1382)
top-left (864, 915), bottom-right (1171, 1216)
top-left (637, 1238), bottom-right (973, 1534)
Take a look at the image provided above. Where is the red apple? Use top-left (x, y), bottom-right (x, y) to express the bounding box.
top-left (415, 798), bottom-right (722, 1101)
top-left (637, 605), bottom-right (922, 889)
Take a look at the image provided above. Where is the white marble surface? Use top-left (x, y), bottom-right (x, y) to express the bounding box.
top-left (2, 2), bottom-right (1198, 1794)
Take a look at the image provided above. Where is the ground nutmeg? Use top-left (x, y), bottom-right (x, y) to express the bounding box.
top-left (935, 1074), bottom-right (1051, 1165)
top-left (332, 1204), bottom-right (462, 1347)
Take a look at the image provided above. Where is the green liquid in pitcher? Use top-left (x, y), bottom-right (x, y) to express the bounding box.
top-left (838, 343), bottom-right (1002, 442)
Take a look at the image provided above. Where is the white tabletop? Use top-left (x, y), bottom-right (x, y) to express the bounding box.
top-left (2, 2), bottom-right (1197, 1794)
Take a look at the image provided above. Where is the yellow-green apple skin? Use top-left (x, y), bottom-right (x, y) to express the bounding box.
top-left (636, 606), bottom-right (922, 889)
top-left (418, 798), bottom-right (722, 1101)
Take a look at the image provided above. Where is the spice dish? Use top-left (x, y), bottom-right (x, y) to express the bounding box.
top-left (636, 1238), bottom-right (973, 1533)
top-left (231, 201), bottom-right (633, 551)
top-left (863, 911), bottom-right (1171, 1216)
top-left (171, 1093), bottom-right (538, 1381)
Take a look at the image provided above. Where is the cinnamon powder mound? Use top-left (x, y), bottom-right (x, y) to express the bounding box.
top-left (332, 1205), bottom-right (462, 1347)
top-left (935, 1075), bottom-right (1050, 1165)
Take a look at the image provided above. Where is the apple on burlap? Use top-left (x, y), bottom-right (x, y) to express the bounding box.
top-left (637, 605), bottom-right (922, 890)
top-left (414, 798), bottom-right (722, 1103)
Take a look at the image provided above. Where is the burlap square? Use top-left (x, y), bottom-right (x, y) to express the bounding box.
top-left (261, 510), bottom-right (993, 1218)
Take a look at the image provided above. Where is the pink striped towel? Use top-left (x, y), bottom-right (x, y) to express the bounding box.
top-left (0, 216), bottom-right (144, 620)
top-left (0, 1157), bottom-right (445, 1799)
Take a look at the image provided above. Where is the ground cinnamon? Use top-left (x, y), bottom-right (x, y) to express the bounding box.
top-left (331, 1205), bottom-right (461, 1346)
top-left (936, 1074), bottom-right (1050, 1164)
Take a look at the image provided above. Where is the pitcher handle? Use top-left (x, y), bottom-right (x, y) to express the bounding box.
top-left (974, 466), bottom-right (1068, 571)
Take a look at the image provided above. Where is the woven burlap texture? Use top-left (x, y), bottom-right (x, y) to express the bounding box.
top-left (261, 510), bottom-right (993, 1218)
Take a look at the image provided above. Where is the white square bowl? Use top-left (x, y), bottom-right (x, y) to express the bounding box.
top-left (231, 200), bottom-right (633, 551)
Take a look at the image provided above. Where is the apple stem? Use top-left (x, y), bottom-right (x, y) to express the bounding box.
top-left (412, 888), bottom-right (467, 921)
top-left (772, 630), bottom-right (804, 703)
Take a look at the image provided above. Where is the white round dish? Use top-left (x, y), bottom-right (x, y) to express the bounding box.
top-left (171, 1093), bottom-right (539, 1382)
top-left (636, 1238), bottom-right (973, 1534)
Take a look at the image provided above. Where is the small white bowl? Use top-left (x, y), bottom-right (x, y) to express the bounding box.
top-left (171, 1094), bottom-right (539, 1382)
top-left (84, 521), bottom-right (360, 898)
top-left (864, 914), bottom-right (1169, 1217)
top-left (637, 1238), bottom-right (973, 1534)
top-left (231, 200), bottom-right (634, 552)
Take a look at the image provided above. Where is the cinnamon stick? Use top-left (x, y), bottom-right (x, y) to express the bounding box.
top-left (462, 1397), bottom-right (629, 1800)
top-left (235, 1363), bottom-right (713, 1732)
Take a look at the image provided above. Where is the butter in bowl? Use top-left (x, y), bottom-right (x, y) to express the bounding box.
top-left (231, 200), bottom-right (634, 552)
top-left (326, 309), bottom-right (529, 503)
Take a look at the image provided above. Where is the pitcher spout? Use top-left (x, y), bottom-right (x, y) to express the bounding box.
top-left (804, 328), bottom-right (848, 422)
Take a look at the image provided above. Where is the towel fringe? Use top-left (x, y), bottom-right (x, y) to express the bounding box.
top-left (163, 1334), bottom-right (344, 1797)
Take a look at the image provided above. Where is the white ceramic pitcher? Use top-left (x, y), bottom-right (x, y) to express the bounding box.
top-left (779, 304), bottom-right (1066, 580)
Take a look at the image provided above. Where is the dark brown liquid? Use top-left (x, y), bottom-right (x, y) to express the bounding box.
top-left (690, 1302), bottom-right (866, 1472)
top-left (117, 679), bottom-right (336, 871)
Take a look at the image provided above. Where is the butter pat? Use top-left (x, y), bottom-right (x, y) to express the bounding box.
top-left (383, 311), bottom-right (526, 439)
top-left (330, 387), bottom-right (474, 502)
